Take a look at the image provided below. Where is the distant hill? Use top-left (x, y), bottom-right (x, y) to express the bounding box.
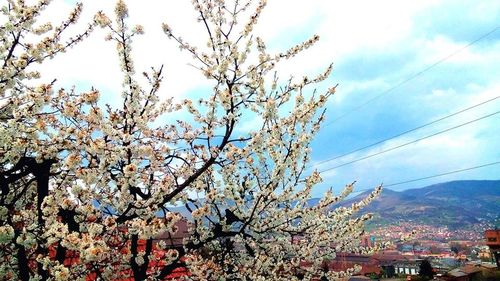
top-left (342, 180), bottom-right (500, 229)
top-left (157, 180), bottom-right (499, 229)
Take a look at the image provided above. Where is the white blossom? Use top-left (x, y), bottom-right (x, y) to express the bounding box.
top-left (0, 0), bottom-right (386, 280)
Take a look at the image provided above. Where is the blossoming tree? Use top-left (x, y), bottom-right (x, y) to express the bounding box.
top-left (0, 0), bottom-right (383, 280)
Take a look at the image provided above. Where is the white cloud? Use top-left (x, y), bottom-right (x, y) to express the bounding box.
top-left (35, 0), bottom-right (442, 100)
top-left (38, 1), bottom-right (211, 100)
top-left (24, 1), bottom-right (500, 195)
top-left (318, 118), bottom-right (498, 193)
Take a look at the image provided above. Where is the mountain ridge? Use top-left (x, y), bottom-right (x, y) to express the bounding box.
top-left (344, 180), bottom-right (500, 228)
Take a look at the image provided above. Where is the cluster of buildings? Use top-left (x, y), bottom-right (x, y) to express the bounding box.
top-left (148, 224), bottom-right (500, 280)
top-left (46, 216), bottom-right (500, 280)
top-left (338, 228), bottom-right (500, 280)
top-left (368, 222), bottom-right (490, 242)
top-left (147, 223), bottom-right (499, 280)
top-left (333, 250), bottom-right (498, 280)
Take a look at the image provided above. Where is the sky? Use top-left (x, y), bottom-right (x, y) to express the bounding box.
top-left (40, 0), bottom-right (500, 196)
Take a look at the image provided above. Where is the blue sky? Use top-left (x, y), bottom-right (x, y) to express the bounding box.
top-left (304, 1), bottom-right (500, 194)
top-left (47, 1), bottom-right (500, 196)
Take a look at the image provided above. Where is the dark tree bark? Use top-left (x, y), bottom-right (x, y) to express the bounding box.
top-left (15, 236), bottom-right (31, 281)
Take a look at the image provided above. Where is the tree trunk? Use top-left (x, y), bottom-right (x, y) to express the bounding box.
top-left (15, 240), bottom-right (31, 281)
top-left (33, 159), bottom-right (53, 281)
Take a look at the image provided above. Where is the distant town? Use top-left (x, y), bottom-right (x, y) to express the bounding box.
top-left (368, 222), bottom-right (491, 247)
top-left (327, 222), bottom-right (500, 280)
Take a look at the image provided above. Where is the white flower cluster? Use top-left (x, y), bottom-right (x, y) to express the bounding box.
top-left (0, 0), bottom-right (388, 280)
top-left (0, 225), bottom-right (14, 244)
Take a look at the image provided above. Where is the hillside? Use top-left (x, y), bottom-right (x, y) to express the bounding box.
top-left (160, 180), bottom-right (499, 229)
top-left (343, 180), bottom-right (500, 229)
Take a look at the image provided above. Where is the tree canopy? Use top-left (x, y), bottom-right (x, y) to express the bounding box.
top-left (419, 259), bottom-right (435, 280)
top-left (0, 1), bottom-right (383, 280)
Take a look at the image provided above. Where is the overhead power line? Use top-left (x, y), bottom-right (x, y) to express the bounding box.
top-left (318, 109), bottom-right (500, 173)
top-left (384, 161), bottom-right (500, 187)
top-left (352, 160), bottom-right (500, 194)
top-left (312, 95), bottom-right (500, 168)
top-left (325, 25), bottom-right (500, 126)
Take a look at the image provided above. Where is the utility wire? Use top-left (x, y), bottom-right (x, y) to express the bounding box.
top-left (351, 160), bottom-right (500, 194)
top-left (318, 109), bottom-right (500, 173)
top-left (384, 161), bottom-right (500, 187)
top-left (325, 25), bottom-right (500, 126)
top-left (312, 95), bottom-right (500, 168)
